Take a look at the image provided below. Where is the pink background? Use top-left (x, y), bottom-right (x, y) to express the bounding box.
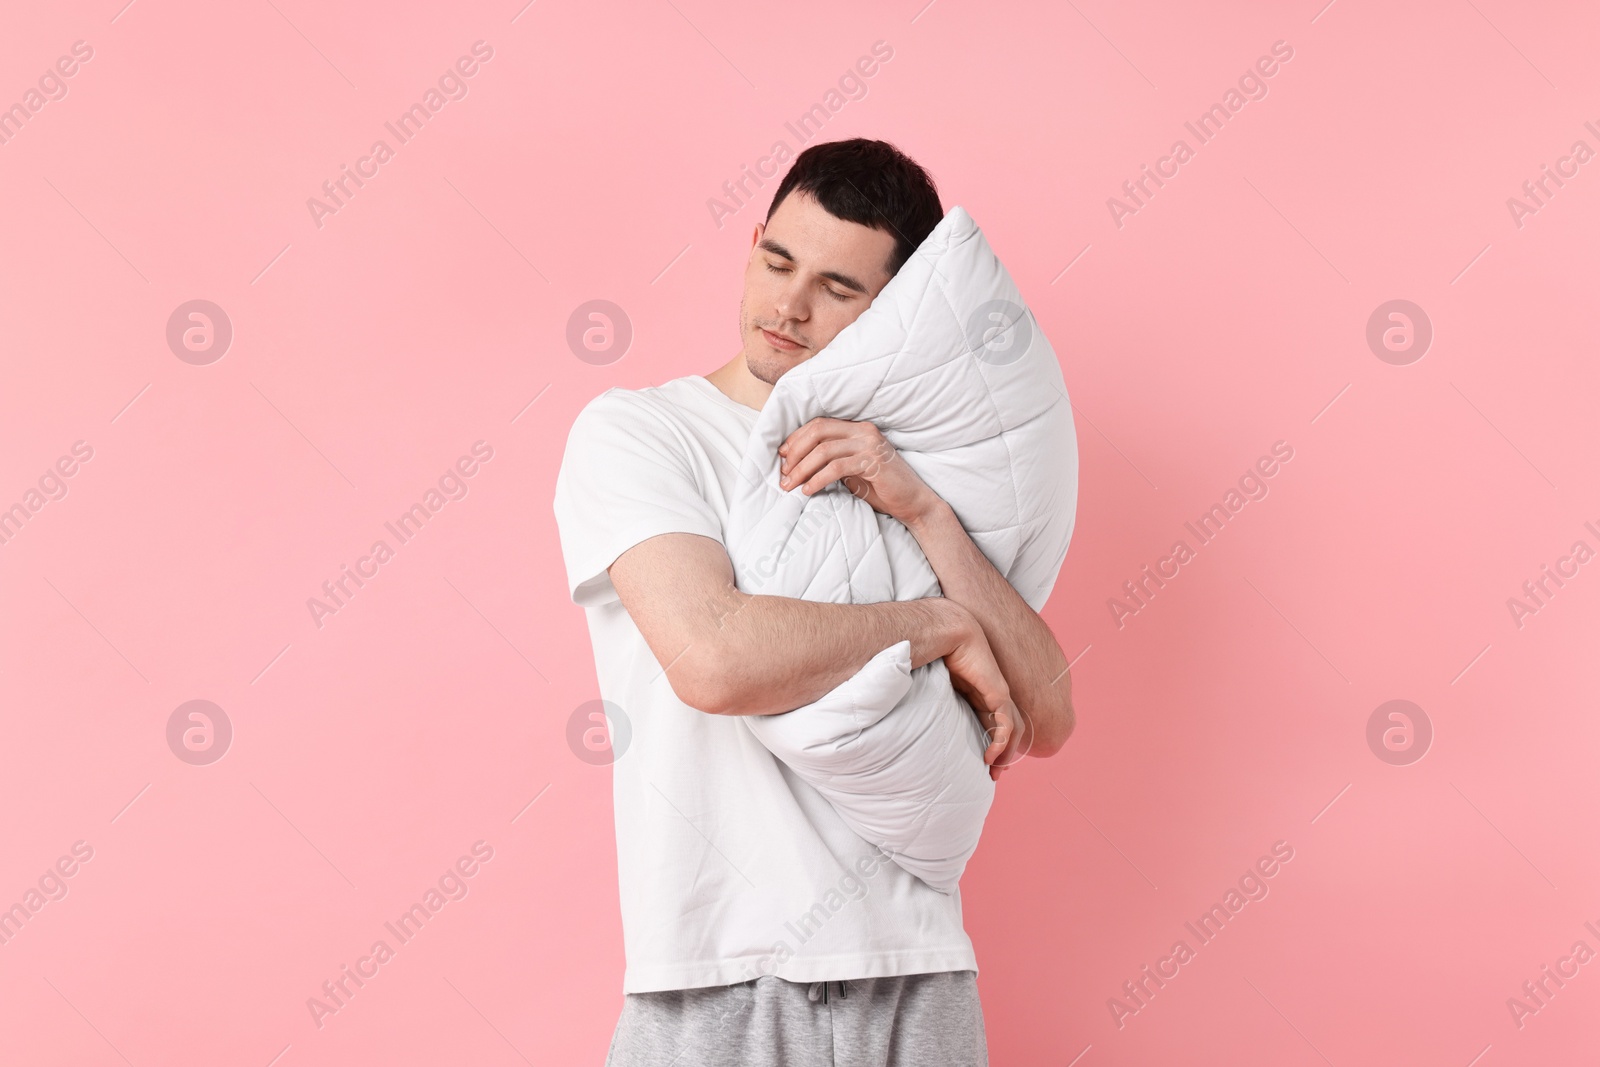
top-left (3, 0), bottom-right (1598, 1063)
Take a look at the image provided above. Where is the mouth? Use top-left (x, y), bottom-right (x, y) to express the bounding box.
top-left (759, 328), bottom-right (806, 353)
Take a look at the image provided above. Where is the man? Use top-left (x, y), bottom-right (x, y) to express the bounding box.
top-left (554, 138), bottom-right (1077, 1066)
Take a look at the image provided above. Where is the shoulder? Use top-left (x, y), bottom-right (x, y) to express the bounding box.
top-left (570, 384), bottom-right (660, 428)
top-left (559, 380), bottom-right (715, 486)
top-left (569, 379), bottom-right (707, 437)
top-left (564, 385), bottom-right (668, 451)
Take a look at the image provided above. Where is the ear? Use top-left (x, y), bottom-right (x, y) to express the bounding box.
top-left (751, 221), bottom-right (764, 249)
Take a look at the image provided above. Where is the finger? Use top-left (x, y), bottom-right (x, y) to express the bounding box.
top-left (800, 456), bottom-right (873, 496)
top-left (993, 702), bottom-right (1028, 767)
top-left (780, 438), bottom-right (858, 489)
top-left (780, 425), bottom-right (878, 481)
top-left (981, 714), bottom-right (1011, 765)
top-left (779, 418), bottom-right (852, 461)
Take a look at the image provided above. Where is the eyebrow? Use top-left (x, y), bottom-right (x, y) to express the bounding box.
top-left (758, 238), bottom-right (871, 294)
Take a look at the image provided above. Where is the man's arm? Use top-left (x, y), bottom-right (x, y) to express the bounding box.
top-left (608, 531), bottom-right (1019, 767)
top-left (902, 499), bottom-right (1076, 759)
top-left (778, 418), bottom-right (1077, 763)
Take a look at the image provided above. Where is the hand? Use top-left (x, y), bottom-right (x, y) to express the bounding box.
top-left (933, 600), bottom-right (1022, 780)
top-left (985, 702), bottom-right (1034, 781)
top-left (778, 418), bottom-right (943, 528)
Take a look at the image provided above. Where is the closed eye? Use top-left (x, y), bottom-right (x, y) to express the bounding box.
top-left (766, 262), bottom-right (850, 301)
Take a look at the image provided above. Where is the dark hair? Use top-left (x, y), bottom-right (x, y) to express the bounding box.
top-left (765, 139), bottom-right (943, 276)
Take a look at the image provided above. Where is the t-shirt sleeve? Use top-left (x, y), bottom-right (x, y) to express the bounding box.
top-left (552, 389), bottom-right (725, 607)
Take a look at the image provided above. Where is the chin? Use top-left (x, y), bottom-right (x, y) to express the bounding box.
top-left (746, 338), bottom-right (808, 385)
top-left (746, 355), bottom-right (787, 386)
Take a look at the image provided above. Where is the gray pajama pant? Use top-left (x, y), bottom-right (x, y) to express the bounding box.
top-left (603, 970), bottom-right (988, 1067)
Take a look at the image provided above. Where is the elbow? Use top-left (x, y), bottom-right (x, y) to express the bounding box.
top-left (668, 666), bottom-right (733, 716)
top-left (1026, 700), bottom-right (1075, 759)
top-left (665, 640), bottom-right (745, 715)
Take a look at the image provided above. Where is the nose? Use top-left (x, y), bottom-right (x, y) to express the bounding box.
top-left (773, 276), bottom-right (810, 324)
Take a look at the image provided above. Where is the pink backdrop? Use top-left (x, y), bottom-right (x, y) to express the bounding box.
top-left (3, 0), bottom-right (1598, 1063)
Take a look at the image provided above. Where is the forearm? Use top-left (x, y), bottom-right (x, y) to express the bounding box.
top-left (609, 532), bottom-right (980, 719)
top-left (677, 590), bottom-right (959, 716)
top-left (904, 500), bottom-right (1076, 755)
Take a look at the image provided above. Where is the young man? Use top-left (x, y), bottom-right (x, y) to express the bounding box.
top-left (554, 138), bottom-right (1077, 1066)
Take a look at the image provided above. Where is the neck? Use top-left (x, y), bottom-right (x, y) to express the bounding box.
top-left (706, 353), bottom-right (771, 410)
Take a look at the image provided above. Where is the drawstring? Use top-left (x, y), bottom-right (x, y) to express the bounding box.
top-left (805, 981), bottom-right (849, 1003)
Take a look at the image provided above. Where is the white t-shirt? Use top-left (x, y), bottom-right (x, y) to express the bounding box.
top-left (553, 374), bottom-right (979, 994)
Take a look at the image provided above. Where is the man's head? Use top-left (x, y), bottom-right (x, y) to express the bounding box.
top-left (737, 139), bottom-right (941, 386)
